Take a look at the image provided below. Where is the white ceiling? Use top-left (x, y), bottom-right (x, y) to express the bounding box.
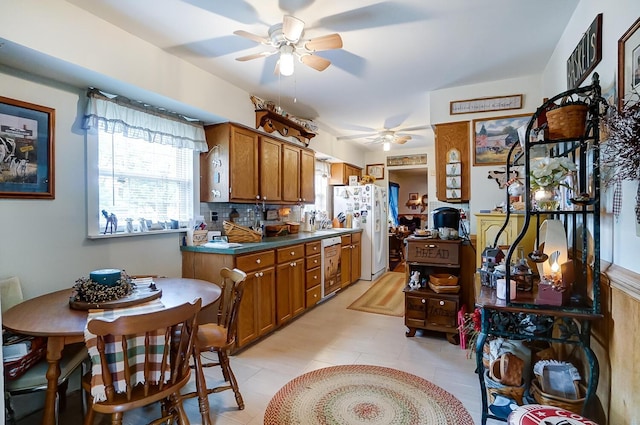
top-left (9, 0), bottom-right (581, 151)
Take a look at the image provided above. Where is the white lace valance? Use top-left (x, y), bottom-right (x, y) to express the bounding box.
top-left (83, 89), bottom-right (208, 152)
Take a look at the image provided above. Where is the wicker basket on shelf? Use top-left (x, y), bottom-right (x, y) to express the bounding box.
top-left (483, 369), bottom-right (525, 405)
top-left (223, 220), bottom-right (262, 243)
top-left (530, 378), bottom-right (586, 414)
top-left (546, 101), bottom-right (588, 139)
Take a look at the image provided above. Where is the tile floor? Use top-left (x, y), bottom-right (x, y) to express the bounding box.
top-left (19, 277), bottom-right (495, 425)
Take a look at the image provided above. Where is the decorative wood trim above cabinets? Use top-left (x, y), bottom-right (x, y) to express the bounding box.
top-left (255, 110), bottom-right (316, 146)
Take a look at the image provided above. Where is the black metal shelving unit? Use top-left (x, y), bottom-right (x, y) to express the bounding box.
top-left (474, 73), bottom-right (606, 424)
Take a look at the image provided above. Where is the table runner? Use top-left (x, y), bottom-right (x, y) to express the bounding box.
top-left (84, 299), bottom-right (167, 402)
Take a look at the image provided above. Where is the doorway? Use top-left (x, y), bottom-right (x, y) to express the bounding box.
top-left (388, 167), bottom-right (428, 272)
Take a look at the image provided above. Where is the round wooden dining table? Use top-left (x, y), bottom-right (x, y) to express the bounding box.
top-left (2, 277), bottom-right (221, 425)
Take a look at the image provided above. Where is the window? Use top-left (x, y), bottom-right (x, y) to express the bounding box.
top-left (83, 89), bottom-right (207, 237)
top-left (304, 160), bottom-right (331, 219)
top-left (96, 131), bottom-right (194, 234)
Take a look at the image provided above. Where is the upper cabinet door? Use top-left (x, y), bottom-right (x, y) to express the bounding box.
top-left (282, 144), bottom-right (301, 202)
top-left (230, 126), bottom-right (259, 201)
top-left (300, 149), bottom-right (315, 204)
top-left (259, 137), bottom-right (282, 202)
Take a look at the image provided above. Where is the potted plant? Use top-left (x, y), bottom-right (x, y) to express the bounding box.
top-left (529, 157), bottom-right (577, 211)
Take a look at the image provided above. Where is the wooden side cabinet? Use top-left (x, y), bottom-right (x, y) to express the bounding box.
top-left (404, 237), bottom-right (461, 343)
top-left (404, 288), bottom-right (459, 343)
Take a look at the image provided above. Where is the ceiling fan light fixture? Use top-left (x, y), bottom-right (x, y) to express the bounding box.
top-left (383, 142), bottom-right (391, 151)
top-left (279, 45), bottom-right (295, 76)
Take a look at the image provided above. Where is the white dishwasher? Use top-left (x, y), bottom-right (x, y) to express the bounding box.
top-left (321, 236), bottom-right (343, 300)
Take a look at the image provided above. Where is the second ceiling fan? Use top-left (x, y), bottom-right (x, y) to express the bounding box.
top-left (234, 15), bottom-right (343, 76)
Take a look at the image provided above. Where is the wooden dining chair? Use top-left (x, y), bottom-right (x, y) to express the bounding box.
top-left (184, 268), bottom-right (247, 423)
top-left (81, 298), bottom-right (201, 425)
top-left (1, 276), bottom-right (88, 425)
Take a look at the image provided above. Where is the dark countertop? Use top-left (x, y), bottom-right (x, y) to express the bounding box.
top-left (181, 228), bottom-right (362, 255)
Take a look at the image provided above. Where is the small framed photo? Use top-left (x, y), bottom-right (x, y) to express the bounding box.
top-left (446, 189), bottom-right (461, 199)
top-left (366, 163), bottom-right (384, 179)
top-left (447, 176), bottom-right (461, 189)
top-left (446, 163), bottom-right (461, 176)
top-left (348, 175), bottom-right (359, 186)
top-left (409, 192), bottom-right (419, 200)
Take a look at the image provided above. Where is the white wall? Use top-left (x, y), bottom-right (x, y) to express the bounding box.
top-left (540, 0), bottom-right (640, 271)
top-left (429, 75), bottom-right (542, 234)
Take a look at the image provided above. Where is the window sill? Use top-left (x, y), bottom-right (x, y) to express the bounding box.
top-left (87, 228), bottom-right (186, 240)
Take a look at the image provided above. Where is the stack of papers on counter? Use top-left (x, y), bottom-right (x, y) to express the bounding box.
top-left (202, 242), bottom-right (242, 249)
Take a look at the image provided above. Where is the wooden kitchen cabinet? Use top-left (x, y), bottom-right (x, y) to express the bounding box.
top-left (305, 241), bottom-right (322, 308)
top-left (201, 122), bottom-right (316, 204)
top-left (201, 123), bottom-right (259, 202)
top-left (475, 212), bottom-right (542, 269)
top-left (282, 144), bottom-right (301, 202)
top-left (340, 235), bottom-right (352, 288)
top-left (329, 162), bottom-right (362, 185)
top-left (235, 250), bottom-right (276, 349)
top-left (275, 244), bottom-right (305, 325)
top-left (404, 237), bottom-right (461, 343)
top-left (350, 232), bottom-right (361, 283)
top-left (259, 136), bottom-right (282, 202)
top-left (340, 232), bottom-right (362, 288)
top-left (300, 149), bottom-right (315, 203)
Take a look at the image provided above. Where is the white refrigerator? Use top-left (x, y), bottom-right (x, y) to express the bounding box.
top-left (333, 184), bottom-right (388, 281)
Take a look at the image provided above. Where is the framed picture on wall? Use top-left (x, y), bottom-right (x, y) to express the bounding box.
top-left (366, 163), bottom-right (384, 179)
top-left (0, 96), bottom-right (55, 199)
top-left (472, 114), bottom-right (530, 166)
top-left (618, 17), bottom-right (640, 110)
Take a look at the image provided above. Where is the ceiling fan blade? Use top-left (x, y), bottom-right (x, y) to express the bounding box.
top-left (283, 15), bottom-right (305, 42)
top-left (394, 135), bottom-right (412, 144)
top-left (397, 124), bottom-right (432, 132)
top-left (236, 51), bottom-right (277, 61)
top-left (304, 33), bottom-right (343, 51)
top-left (336, 132), bottom-right (378, 141)
top-left (233, 30), bottom-right (270, 45)
top-left (300, 54), bottom-right (331, 71)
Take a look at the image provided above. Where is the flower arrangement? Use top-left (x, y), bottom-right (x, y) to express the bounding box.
top-left (71, 270), bottom-right (135, 303)
top-left (601, 92), bottom-right (640, 186)
top-left (458, 307), bottom-right (482, 359)
top-left (529, 156), bottom-right (577, 191)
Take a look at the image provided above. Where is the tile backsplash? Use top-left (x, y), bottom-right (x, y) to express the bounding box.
top-left (199, 202), bottom-right (303, 232)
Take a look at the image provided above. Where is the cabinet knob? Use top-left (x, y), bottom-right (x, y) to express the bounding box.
top-left (256, 195), bottom-right (261, 200)
top-left (314, 294), bottom-right (317, 298)
top-left (421, 299), bottom-right (426, 304)
top-left (259, 272), bottom-right (263, 277)
top-left (256, 258), bottom-right (261, 264)
top-left (314, 275), bottom-right (317, 279)
top-left (439, 300), bottom-right (445, 306)
top-left (255, 273), bottom-right (260, 278)
top-left (290, 251), bottom-right (295, 256)
top-left (313, 247), bottom-right (317, 251)
top-left (427, 244), bottom-right (436, 248)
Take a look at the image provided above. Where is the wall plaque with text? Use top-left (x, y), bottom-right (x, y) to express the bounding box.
top-left (566, 13), bottom-right (602, 89)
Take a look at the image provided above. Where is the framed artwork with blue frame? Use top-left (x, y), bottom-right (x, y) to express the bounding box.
top-left (0, 96), bottom-right (55, 199)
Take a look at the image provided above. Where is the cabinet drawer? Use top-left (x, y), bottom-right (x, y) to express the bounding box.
top-left (405, 240), bottom-right (460, 266)
top-left (305, 267), bottom-right (321, 289)
top-left (341, 235), bottom-right (351, 246)
top-left (277, 244), bottom-right (304, 263)
top-left (351, 232), bottom-right (361, 244)
top-left (236, 250), bottom-right (275, 273)
top-left (305, 285), bottom-right (321, 307)
top-left (306, 254), bottom-right (321, 270)
top-left (306, 241), bottom-right (321, 256)
top-left (426, 297), bottom-right (458, 328)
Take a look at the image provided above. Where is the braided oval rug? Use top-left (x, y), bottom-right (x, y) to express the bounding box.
top-left (264, 365), bottom-right (474, 425)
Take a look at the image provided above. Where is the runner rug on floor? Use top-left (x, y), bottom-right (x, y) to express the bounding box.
top-left (264, 365), bottom-right (474, 425)
top-left (347, 272), bottom-right (405, 316)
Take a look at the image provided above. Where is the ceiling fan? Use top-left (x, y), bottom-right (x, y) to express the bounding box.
top-left (337, 125), bottom-right (432, 149)
top-left (234, 15), bottom-right (343, 76)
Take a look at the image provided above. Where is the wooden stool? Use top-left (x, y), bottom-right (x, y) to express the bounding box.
top-left (507, 404), bottom-right (599, 425)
